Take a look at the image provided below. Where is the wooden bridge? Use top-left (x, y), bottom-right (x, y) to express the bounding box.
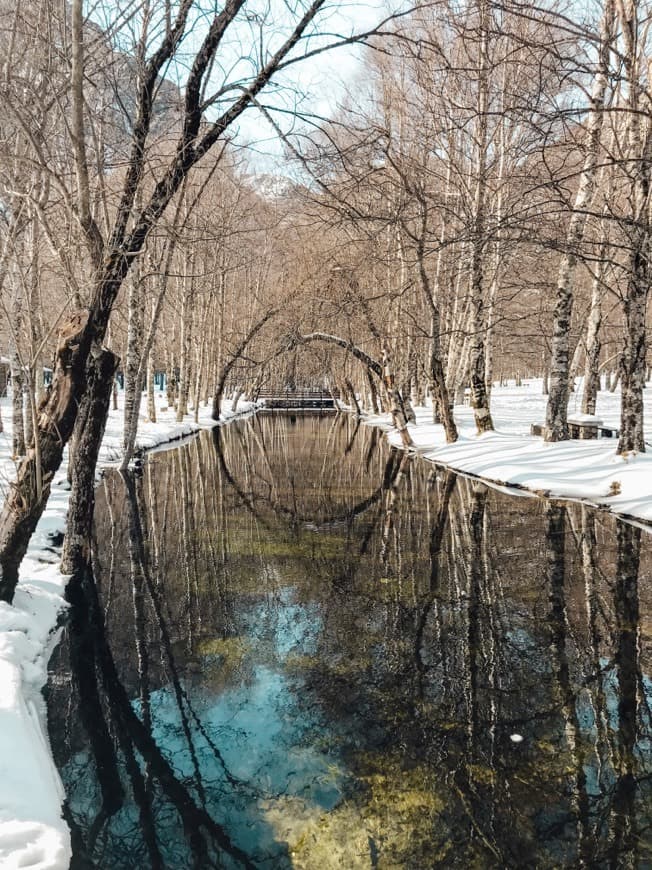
top-left (256, 388), bottom-right (338, 410)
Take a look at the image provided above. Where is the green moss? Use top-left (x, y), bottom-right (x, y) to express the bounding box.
top-left (197, 636), bottom-right (250, 659)
top-left (222, 532), bottom-right (347, 561)
top-left (467, 763), bottom-right (497, 786)
top-left (262, 752), bottom-right (447, 868)
top-left (284, 653), bottom-right (319, 674)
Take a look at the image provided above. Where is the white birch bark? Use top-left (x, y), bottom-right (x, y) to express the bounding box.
top-left (146, 348), bottom-right (157, 423)
top-left (484, 63), bottom-right (508, 400)
top-left (468, 0), bottom-right (494, 434)
top-left (581, 219), bottom-right (609, 415)
top-left (122, 269), bottom-right (144, 453)
top-left (176, 250), bottom-right (195, 422)
top-left (616, 0), bottom-right (652, 453)
top-left (545, 0), bottom-right (614, 440)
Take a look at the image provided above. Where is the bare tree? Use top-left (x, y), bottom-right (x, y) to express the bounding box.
top-left (545, 0), bottom-right (615, 441)
top-left (0, 0), bottom-right (409, 602)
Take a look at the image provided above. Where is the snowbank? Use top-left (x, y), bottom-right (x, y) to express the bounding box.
top-left (0, 394), bottom-right (257, 869)
top-left (371, 379), bottom-right (652, 525)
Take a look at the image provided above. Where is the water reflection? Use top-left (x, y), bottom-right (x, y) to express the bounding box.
top-left (47, 414), bottom-right (652, 868)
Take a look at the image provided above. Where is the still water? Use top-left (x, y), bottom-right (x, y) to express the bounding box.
top-left (46, 413), bottom-right (652, 868)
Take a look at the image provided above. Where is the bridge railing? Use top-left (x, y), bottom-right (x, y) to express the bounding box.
top-left (255, 388), bottom-right (339, 400)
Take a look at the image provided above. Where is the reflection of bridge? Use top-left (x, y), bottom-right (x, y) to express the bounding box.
top-left (257, 388), bottom-right (337, 410)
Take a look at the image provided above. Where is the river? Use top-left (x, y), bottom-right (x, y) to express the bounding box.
top-left (46, 412), bottom-right (652, 868)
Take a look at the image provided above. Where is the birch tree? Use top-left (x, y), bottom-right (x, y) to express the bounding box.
top-left (614, 0), bottom-right (652, 453)
top-left (544, 0), bottom-right (615, 440)
top-left (467, 0), bottom-right (495, 433)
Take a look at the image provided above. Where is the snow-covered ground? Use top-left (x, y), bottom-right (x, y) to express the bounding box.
top-left (369, 378), bottom-right (652, 526)
top-left (0, 392), bottom-right (256, 870)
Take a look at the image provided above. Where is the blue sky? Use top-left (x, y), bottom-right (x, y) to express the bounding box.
top-left (87, 0), bottom-right (392, 169)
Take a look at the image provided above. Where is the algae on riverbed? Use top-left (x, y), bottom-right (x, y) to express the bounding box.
top-left (263, 756), bottom-right (446, 869)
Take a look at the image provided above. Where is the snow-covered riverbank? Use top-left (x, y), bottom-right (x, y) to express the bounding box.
top-left (370, 378), bottom-right (652, 526)
top-left (0, 394), bottom-right (256, 870)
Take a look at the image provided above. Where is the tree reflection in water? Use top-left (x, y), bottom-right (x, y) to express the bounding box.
top-left (47, 414), bottom-right (652, 868)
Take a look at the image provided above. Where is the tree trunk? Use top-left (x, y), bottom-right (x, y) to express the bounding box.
top-left (616, 0), bottom-right (650, 454)
top-left (485, 64), bottom-right (508, 402)
top-left (581, 256), bottom-right (606, 415)
top-left (618, 268), bottom-right (648, 453)
top-left (345, 378), bottom-right (361, 416)
top-left (545, 0), bottom-right (613, 441)
top-left (569, 339), bottom-right (584, 392)
top-left (445, 241), bottom-right (469, 384)
top-left (146, 351), bottom-right (157, 423)
top-left (366, 367), bottom-right (380, 414)
top-left (10, 310), bottom-right (25, 459)
top-left (23, 372), bottom-right (34, 448)
top-left (0, 312), bottom-right (91, 602)
top-left (176, 258), bottom-right (195, 422)
top-left (468, 0), bottom-right (494, 435)
top-left (429, 313), bottom-right (458, 443)
top-left (231, 389), bottom-right (243, 414)
top-left (382, 347), bottom-right (414, 449)
top-left (166, 351), bottom-right (176, 408)
top-left (610, 369), bottom-right (620, 393)
top-left (123, 272), bottom-right (143, 451)
top-left (402, 391), bottom-right (417, 424)
top-left (61, 348), bottom-right (119, 574)
top-left (193, 326), bottom-right (207, 424)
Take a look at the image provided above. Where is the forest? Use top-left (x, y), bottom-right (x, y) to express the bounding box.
top-left (0, 0), bottom-right (650, 602)
top-left (1, 1), bottom-right (652, 866)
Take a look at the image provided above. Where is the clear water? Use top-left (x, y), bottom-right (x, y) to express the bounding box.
top-left (46, 413), bottom-right (652, 868)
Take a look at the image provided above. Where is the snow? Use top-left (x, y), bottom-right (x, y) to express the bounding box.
top-left (566, 413), bottom-right (603, 425)
top-left (0, 391), bottom-right (257, 870)
top-left (369, 378), bottom-right (652, 525)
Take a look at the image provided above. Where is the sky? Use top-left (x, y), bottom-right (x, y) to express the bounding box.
top-left (225, 1), bottom-right (384, 170)
top-left (88, 0), bottom-right (394, 171)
